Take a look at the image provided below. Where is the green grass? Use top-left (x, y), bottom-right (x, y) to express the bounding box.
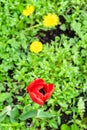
top-left (0, 0), bottom-right (87, 129)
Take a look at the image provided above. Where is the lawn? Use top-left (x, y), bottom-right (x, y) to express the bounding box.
top-left (0, 0), bottom-right (87, 130)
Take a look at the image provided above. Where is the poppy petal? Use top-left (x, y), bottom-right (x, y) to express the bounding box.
top-left (47, 84), bottom-right (54, 93)
top-left (43, 84), bottom-right (54, 101)
top-left (34, 90), bottom-right (44, 101)
top-left (31, 83), bottom-right (46, 92)
top-left (29, 92), bottom-right (44, 106)
top-left (27, 78), bottom-right (44, 92)
top-left (44, 84), bottom-right (54, 93)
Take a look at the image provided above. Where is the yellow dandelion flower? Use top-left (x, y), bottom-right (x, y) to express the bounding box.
top-left (22, 5), bottom-right (35, 16)
top-left (30, 41), bottom-right (43, 53)
top-left (43, 13), bottom-right (59, 27)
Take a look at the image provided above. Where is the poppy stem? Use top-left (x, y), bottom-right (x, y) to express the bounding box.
top-left (36, 110), bottom-right (41, 118)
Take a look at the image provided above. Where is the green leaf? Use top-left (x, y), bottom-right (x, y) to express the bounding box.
top-left (19, 110), bottom-right (37, 120)
top-left (10, 107), bottom-right (19, 123)
top-left (60, 24), bottom-right (66, 31)
top-left (61, 124), bottom-right (71, 130)
top-left (77, 97), bottom-right (85, 118)
top-left (19, 110), bottom-right (55, 120)
top-left (71, 124), bottom-right (79, 130)
top-left (0, 106), bottom-right (11, 122)
top-left (0, 111), bottom-right (7, 122)
top-left (36, 110), bottom-right (56, 118)
top-left (0, 93), bottom-right (11, 102)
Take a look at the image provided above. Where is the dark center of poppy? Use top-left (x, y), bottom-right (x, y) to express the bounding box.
top-left (39, 88), bottom-right (46, 95)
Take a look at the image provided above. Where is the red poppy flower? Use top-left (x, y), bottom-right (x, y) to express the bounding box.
top-left (27, 78), bottom-right (54, 106)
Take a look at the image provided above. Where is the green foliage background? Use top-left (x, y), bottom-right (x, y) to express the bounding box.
top-left (0, 0), bottom-right (87, 129)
